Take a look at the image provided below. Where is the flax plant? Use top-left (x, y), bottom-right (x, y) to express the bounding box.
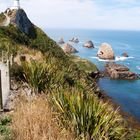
top-left (52, 90), bottom-right (126, 140)
top-left (22, 61), bottom-right (49, 94)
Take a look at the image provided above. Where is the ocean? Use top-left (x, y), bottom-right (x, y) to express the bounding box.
top-left (45, 28), bottom-right (140, 122)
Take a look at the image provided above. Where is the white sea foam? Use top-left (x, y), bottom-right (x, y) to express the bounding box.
top-left (91, 56), bottom-right (134, 62)
top-left (136, 66), bottom-right (140, 70)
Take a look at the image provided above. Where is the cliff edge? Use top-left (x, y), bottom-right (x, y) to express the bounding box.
top-left (0, 8), bottom-right (34, 36)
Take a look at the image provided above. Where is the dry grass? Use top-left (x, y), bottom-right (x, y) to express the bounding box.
top-left (11, 95), bottom-right (74, 140)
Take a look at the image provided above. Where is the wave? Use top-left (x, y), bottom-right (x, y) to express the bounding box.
top-left (91, 56), bottom-right (134, 62)
top-left (115, 56), bottom-right (134, 61)
top-left (136, 66), bottom-right (140, 70)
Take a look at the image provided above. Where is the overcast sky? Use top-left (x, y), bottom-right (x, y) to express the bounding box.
top-left (0, 0), bottom-right (140, 30)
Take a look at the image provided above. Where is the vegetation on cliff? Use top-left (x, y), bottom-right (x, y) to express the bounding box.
top-left (0, 10), bottom-right (139, 139)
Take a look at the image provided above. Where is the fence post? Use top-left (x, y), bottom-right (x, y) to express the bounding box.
top-left (2, 51), bottom-right (4, 63)
top-left (7, 60), bottom-right (11, 90)
top-left (0, 70), bottom-right (3, 110)
top-left (10, 54), bottom-right (13, 66)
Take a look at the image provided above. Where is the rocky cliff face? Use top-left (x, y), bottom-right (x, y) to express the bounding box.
top-left (1, 8), bottom-right (35, 36)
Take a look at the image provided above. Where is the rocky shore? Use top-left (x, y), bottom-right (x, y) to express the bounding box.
top-left (86, 66), bottom-right (140, 130)
top-left (104, 63), bottom-right (139, 80)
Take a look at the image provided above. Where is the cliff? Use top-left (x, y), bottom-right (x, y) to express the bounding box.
top-left (1, 9), bottom-right (34, 35)
top-left (0, 8), bottom-right (136, 140)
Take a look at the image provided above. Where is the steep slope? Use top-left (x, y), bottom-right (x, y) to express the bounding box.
top-left (0, 8), bottom-right (137, 140)
top-left (0, 8), bottom-right (98, 93)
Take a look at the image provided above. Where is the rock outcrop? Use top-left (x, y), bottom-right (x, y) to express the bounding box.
top-left (104, 63), bottom-right (139, 80)
top-left (122, 52), bottom-right (129, 57)
top-left (0, 12), bottom-right (7, 26)
top-left (84, 41), bottom-right (94, 48)
top-left (62, 43), bottom-right (78, 54)
top-left (58, 38), bottom-right (65, 44)
top-left (1, 8), bottom-right (35, 36)
top-left (97, 43), bottom-right (115, 60)
top-left (69, 37), bottom-right (79, 43)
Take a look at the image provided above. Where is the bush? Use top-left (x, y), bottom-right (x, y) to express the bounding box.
top-left (0, 116), bottom-right (12, 140)
top-left (10, 63), bottom-right (24, 81)
top-left (52, 90), bottom-right (126, 139)
top-left (22, 61), bottom-right (50, 93)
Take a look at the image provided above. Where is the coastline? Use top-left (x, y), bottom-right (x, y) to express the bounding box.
top-left (97, 82), bottom-right (140, 130)
top-left (71, 55), bottom-right (140, 129)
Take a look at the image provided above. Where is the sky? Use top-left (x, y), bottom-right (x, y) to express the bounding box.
top-left (0, 0), bottom-right (140, 30)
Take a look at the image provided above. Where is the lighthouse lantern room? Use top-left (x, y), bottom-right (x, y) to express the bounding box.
top-left (11, 0), bottom-right (20, 10)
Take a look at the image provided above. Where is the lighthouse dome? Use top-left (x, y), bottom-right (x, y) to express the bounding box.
top-left (11, 0), bottom-right (20, 10)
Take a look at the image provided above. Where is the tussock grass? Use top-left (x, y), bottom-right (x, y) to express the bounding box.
top-left (11, 95), bottom-right (74, 140)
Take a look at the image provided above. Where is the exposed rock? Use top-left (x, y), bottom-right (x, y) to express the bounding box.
top-left (1, 9), bottom-right (35, 36)
top-left (69, 37), bottom-right (79, 43)
top-left (89, 71), bottom-right (100, 79)
top-left (122, 52), bottom-right (129, 57)
top-left (0, 12), bottom-right (7, 26)
top-left (104, 63), bottom-right (139, 80)
top-left (58, 37), bottom-right (65, 44)
top-left (84, 41), bottom-right (94, 48)
top-left (97, 43), bottom-right (115, 60)
top-left (62, 43), bottom-right (78, 54)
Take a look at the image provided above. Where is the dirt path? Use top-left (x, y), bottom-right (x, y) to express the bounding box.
top-left (3, 13), bottom-right (10, 26)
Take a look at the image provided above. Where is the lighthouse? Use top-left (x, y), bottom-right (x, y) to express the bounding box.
top-left (11, 0), bottom-right (20, 10)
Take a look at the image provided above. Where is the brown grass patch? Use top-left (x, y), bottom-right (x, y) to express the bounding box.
top-left (11, 95), bottom-right (74, 140)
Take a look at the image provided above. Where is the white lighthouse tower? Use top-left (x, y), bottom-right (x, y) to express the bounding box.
top-left (11, 0), bottom-right (20, 10)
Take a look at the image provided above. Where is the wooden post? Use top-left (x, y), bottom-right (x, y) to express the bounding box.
top-left (2, 51), bottom-right (4, 63)
top-left (0, 70), bottom-right (3, 110)
top-left (10, 54), bottom-right (13, 66)
top-left (7, 60), bottom-right (11, 90)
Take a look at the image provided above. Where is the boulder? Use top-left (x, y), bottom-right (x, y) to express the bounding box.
top-left (97, 43), bottom-right (115, 60)
top-left (58, 38), bottom-right (65, 44)
top-left (84, 41), bottom-right (94, 48)
top-left (62, 43), bottom-right (78, 54)
top-left (122, 52), bottom-right (129, 57)
top-left (69, 37), bottom-right (79, 43)
top-left (104, 63), bottom-right (139, 80)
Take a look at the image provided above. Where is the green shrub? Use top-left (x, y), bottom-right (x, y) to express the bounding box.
top-left (22, 60), bottom-right (50, 93)
top-left (52, 90), bottom-right (126, 140)
top-left (0, 116), bottom-right (12, 140)
top-left (0, 116), bottom-right (12, 126)
top-left (10, 63), bottom-right (24, 81)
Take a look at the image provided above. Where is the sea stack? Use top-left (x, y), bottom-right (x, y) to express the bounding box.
top-left (58, 38), bottom-right (65, 44)
top-left (62, 43), bottom-right (78, 54)
top-left (84, 41), bottom-right (94, 48)
top-left (122, 52), bottom-right (129, 57)
top-left (69, 37), bottom-right (79, 43)
top-left (97, 43), bottom-right (115, 60)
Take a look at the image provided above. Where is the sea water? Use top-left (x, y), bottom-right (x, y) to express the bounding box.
top-left (46, 28), bottom-right (140, 122)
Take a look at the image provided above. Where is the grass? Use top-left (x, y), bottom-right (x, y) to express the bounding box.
top-left (0, 116), bottom-right (12, 140)
top-left (0, 16), bottom-right (139, 139)
top-left (11, 95), bottom-right (74, 140)
top-left (52, 90), bottom-right (126, 140)
top-left (71, 55), bottom-right (98, 73)
top-left (22, 60), bottom-right (50, 94)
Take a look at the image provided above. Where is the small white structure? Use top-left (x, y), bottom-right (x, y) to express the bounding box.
top-left (11, 0), bottom-right (20, 10)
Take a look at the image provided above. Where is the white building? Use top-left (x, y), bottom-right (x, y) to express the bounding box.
top-left (11, 0), bottom-right (20, 10)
